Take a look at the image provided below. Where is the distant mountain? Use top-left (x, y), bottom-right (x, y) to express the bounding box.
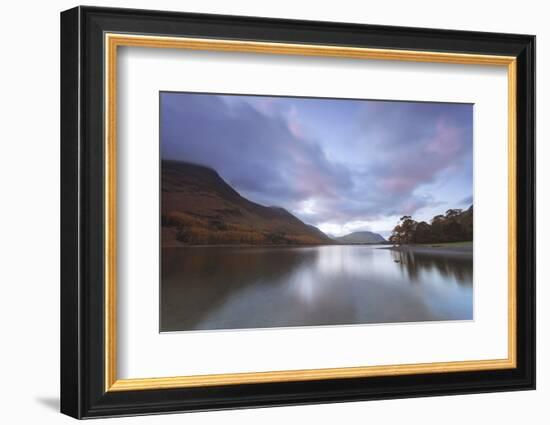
top-left (335, 231), bottom-right (387, 244)
top-left (161, 160), bottom-right (333, 246)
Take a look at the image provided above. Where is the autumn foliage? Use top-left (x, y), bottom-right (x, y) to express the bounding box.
top-left (162, 211), bottom-right (323, 245)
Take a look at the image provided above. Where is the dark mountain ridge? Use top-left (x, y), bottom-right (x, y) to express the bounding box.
top-left (161, 160), bottom-right (333, 246)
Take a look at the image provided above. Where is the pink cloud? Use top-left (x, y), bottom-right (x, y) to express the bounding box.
top-left (380, 177), bottom-right (416, 193)
top-left (286, 106), bottom-right (305, 139)
top-left (380, 118), bottom-right (468, 196)
top-left (424, 119), bottom-right (462, 157)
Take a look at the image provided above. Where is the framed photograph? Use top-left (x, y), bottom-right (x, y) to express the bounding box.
top-left (60, 6), bottom-right (535, 419)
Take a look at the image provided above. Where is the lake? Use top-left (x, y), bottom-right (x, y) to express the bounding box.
top-left (160, 245), bottom-right (473, 332)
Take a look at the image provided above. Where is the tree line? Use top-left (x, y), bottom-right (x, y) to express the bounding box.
top-left (389, 205), bottom-right (473, 245)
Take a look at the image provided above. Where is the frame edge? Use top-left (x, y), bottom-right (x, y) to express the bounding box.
top-left (60, 6), bottom-right (83, 420)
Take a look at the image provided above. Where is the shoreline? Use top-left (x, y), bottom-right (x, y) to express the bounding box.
top-left (162, 243), bottom-right (333, 249)
top-left (383, 242), bottom-right (473, 257)
top-left (161, 242), bottom-right (390, 249)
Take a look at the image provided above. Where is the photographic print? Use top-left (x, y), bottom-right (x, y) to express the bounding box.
top-left (160, 92), bottom-right (474, 332)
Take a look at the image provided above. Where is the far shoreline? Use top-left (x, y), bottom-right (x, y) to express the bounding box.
top-left (382, 242), bottom-right (473, 257)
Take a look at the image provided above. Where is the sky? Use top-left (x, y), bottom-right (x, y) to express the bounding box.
top-left (160, 92), bottom-right (473, 237)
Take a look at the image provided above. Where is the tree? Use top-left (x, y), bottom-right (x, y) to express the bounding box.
top-left (389, 216), bottom-right (418, 244)
top-left (415, 221), bottom-right (432, 244)
top-left (389, 206), bottom-right (474, 244)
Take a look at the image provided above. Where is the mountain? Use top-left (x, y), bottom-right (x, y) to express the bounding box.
top-left (161, 160), bottom-right (333, 246)
top-left (334, 231), bottom-right (387, 244)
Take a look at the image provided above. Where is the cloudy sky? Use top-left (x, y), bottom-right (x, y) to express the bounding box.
top-left (161, 92), bottom-right (473, 237)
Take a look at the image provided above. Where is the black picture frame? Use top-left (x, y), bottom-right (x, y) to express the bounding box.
top-left (61, 5), bottom-right (535, 419)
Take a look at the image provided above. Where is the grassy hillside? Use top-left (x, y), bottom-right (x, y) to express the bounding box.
top-left (161, 161), bottom-right (333, 246)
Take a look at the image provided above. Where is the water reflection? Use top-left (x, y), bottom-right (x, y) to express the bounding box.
top-left (161, 245), bottom-right (473, 332)
top-left (390, 249), bottom-right (473, 284)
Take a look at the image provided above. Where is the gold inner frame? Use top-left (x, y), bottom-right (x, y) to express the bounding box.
top-left (104, 33), bottom-right (517, 392)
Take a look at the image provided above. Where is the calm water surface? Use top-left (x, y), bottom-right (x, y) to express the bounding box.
top-left (160, 245), bottom-right (473, 332)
